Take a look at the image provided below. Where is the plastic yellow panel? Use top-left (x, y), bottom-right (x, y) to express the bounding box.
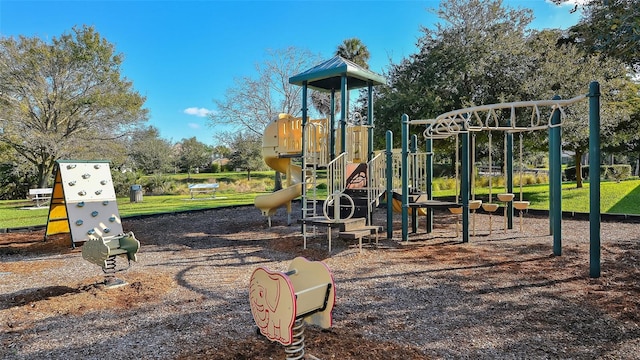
top-left (46, 161), bottom-right (123, 243)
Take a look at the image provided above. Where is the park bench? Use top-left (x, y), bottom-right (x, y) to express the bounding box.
top-left (188, 183), bottom-right (219, 199)
top-left (29, 188), bottom-right (53, 207)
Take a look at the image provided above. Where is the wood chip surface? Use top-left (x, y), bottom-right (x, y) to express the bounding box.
top-left (1, 204), bottom-right (639, 359)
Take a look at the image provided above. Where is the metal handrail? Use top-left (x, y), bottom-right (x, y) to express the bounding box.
top-left (367, 153), bottom-right (386, 224)
top-left (326, 152), bottom-right (347, 196)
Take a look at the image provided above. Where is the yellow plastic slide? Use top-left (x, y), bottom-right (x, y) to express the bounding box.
top-left (390, 191), bottom-right (427, 216)
top-left (254, 157), bottom-right (303, 217)
top-left (254, 116), bottom-right (303, 219)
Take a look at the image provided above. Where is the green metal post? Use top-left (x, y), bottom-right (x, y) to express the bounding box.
top-left (411, 135), bottom-right (418, 233)
top-left (426, 137), bottom-right (433, 233)
top-left (300, 82), bottom-right (308, 231)
top-left (401, 114), bottom-right (409, 241)
top-left (330, 89), bottom-right (336, 160)
top-left (461, 131), bottom-right (469, 243)
top-left (550, 95), bottom-right (562, 256)
top-left (589, 81), bottom-right (601, 278)
top-left (368, 83), bottom-right (374, 161)
top-left (340, 75), bottom-right (347, 155)
top-left (548, 114), bottom-right (554, 236)
top-left (301, 82), bottom-right (308, 175)
top-left (506, 132), bottom-right (514, 229)
top-left (386, 130), bottom-right (394, 239)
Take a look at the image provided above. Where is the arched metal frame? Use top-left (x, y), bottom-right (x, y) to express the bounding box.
top-left (394, 82), bottom-right (602, 278)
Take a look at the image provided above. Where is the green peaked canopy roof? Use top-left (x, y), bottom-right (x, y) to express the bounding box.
top-left (289, 56), bottom-right (386, 91)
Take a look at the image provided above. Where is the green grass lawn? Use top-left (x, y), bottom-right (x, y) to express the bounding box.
top-left (2, 175), bottom-right (640, 230)
top-left (0, 192), bottom-right (265, 229)
top-left (434, 178), bottom-right (640, 214)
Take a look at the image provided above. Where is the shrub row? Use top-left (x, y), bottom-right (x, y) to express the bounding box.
top-left (111, 171), bottom-right (273, 197)
top-left (432, 173), bottom-right (549, 191)
top-left (564, 164), bottom-right (631, 182)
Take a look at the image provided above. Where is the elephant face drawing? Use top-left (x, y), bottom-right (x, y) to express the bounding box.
top-left (249, 267), bottom-right (296, 345)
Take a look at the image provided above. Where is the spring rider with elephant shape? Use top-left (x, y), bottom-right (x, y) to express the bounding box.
top-left (249, 257), bottom-right (336, 360)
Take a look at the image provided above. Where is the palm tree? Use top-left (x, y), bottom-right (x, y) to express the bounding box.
top-left (311, 38), bottom-right (371, 124)
top-left (336, 38), bottom-right (370, 69)
top-left (310, 89), bottom-right (337, 118)
top-left (336, 38), bottom-right (371, 124)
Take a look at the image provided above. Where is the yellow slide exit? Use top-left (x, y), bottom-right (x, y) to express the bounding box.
top-left (254, 115), bottom-right (305, 222)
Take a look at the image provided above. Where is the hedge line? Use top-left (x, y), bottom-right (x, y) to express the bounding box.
top-left (564, 164), bottom-right (631, 181)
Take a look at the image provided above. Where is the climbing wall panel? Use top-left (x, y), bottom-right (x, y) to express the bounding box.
top-left (46, 160), bottom-right (123, 245)
top-left (66, 201), bottom-right (122, 239)
top-left (59, 162), bottom-right (117, 202)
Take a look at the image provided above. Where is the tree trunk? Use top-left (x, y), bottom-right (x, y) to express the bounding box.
top-left (575, 150), bottom-right (583, 188)
top-left (37, 158), bottom-right (55, 188)
top-left (274, 172), bottom-right (283, 191)
top-left (247, 170), bottom-right (251, 181)
top-left (37, 164), bottom-right (47, 189)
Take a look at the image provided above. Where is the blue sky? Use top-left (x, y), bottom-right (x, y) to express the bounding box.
top-left (0, 0), bottom-right (583, 146)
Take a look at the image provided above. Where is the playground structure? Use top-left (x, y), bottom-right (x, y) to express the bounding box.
top-left (254, 114), bottom-right (328, 226)
top-left (44, 160), bottom-right (140, 281)
top-left (397, 81), bottom-right (603, 277)
top-left (253, 56), bottom-right (603, 277)
top-left (255, 56), bottom-right (387, 251)
top-left (249, 257), bottom-right (336, 360)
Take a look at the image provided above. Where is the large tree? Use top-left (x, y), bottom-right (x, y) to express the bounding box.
top-left (177, 137), bottom-right (211, 179)
top-left (555, 0), bottom-right (640, 179)
top-left (554, 0), bottom-right (640, 71)
top-left (524, 29), bottom-right (637, 187)
top-left (0, 25), bottom-right (147, 188)
top-left (226, 131), bottom-right (264, 180)
top-left (208, 47), bottom-right (321, 136)
top-left (128, 126), bottom-right (175, 174)
top-left (374, 0), bottom-right (534, 148)
top-left (209, 47), bottom-right (320, 189)
top-left (375, 0), bottom-right (637, 188)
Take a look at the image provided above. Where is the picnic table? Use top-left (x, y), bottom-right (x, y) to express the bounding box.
top-left (29, 188), bottom-right (53, 207)
top-left (188, 183), bottom-right (219, 199)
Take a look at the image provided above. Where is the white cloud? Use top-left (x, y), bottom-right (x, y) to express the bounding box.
top-left (184, 107), bottom-right (213, 117)
top-left (188, 123), bottom-right (200, 129)
top-left (545, 0), bottom-right (588, 6)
